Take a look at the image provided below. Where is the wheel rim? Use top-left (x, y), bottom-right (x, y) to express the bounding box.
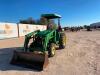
top-left (51, 46), bottom-right (55, 55)
top-left (62, 36), bottom-right (66, 46)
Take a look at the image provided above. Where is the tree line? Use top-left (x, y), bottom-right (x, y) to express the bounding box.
top-left (19, 17), bottom-right (55, 25)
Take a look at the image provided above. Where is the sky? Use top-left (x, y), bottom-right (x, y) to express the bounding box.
top-left (0, 0), bottom-right (100, 27)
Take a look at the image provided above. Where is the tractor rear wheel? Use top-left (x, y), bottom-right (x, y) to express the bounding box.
top-left (59, 33), bottom-right (66, 49)
top-left (48, 43), bottom-right (56, 57)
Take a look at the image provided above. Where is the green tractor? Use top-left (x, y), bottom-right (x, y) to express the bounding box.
top-left (10, 14), bottom-right (66, 71)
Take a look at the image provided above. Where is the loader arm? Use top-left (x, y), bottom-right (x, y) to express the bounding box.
top-left (43, 30), bottom-right (56, 52)
top-left (24, 30), bottom-right (40, 52)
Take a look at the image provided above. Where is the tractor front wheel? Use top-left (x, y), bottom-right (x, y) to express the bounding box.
top-left (48, 43), bottom-right (56, 57)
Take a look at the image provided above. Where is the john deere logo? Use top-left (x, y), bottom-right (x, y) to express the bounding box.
top-left (23, 25), bottom-right (30, 33)
top-left (4, 24), bottom-right (12, 34)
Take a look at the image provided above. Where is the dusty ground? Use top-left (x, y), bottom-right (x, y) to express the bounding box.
top-left (0, 31), bottom-right (100, 75)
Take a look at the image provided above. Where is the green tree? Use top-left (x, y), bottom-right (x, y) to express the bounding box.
top-left (39, 17), bottom-right (47, 25)
top-left (19, 17), bottom-right (36, 24)
top-left (84, 25), bottom-right (88, 29)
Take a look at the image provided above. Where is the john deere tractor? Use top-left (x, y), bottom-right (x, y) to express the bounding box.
top-left (10, 14), bottom-right (66, 71)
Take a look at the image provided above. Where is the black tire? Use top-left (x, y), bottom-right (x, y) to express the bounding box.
top-left (59, 33), bottom-right (66, 49)
top-left (48, 43), bottom-right (56, 57)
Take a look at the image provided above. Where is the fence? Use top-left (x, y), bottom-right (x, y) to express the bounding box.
top-left (0, 23), bottom-right (46, 39)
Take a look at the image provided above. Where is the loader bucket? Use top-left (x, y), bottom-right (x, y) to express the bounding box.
top-left (10, 51), bottom-right (49, 71)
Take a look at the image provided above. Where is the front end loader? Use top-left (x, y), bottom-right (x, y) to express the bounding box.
top-left (10, 14), bottom-right (66, 71)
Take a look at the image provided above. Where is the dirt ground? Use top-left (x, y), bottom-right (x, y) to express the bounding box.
top-left (0, 31), bottom-right (100, 75)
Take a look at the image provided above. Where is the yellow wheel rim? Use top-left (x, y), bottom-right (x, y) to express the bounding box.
top-left (51, 46), bottom-right (55, 55)
top-left (62, 36), bottom-right (66, 46)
